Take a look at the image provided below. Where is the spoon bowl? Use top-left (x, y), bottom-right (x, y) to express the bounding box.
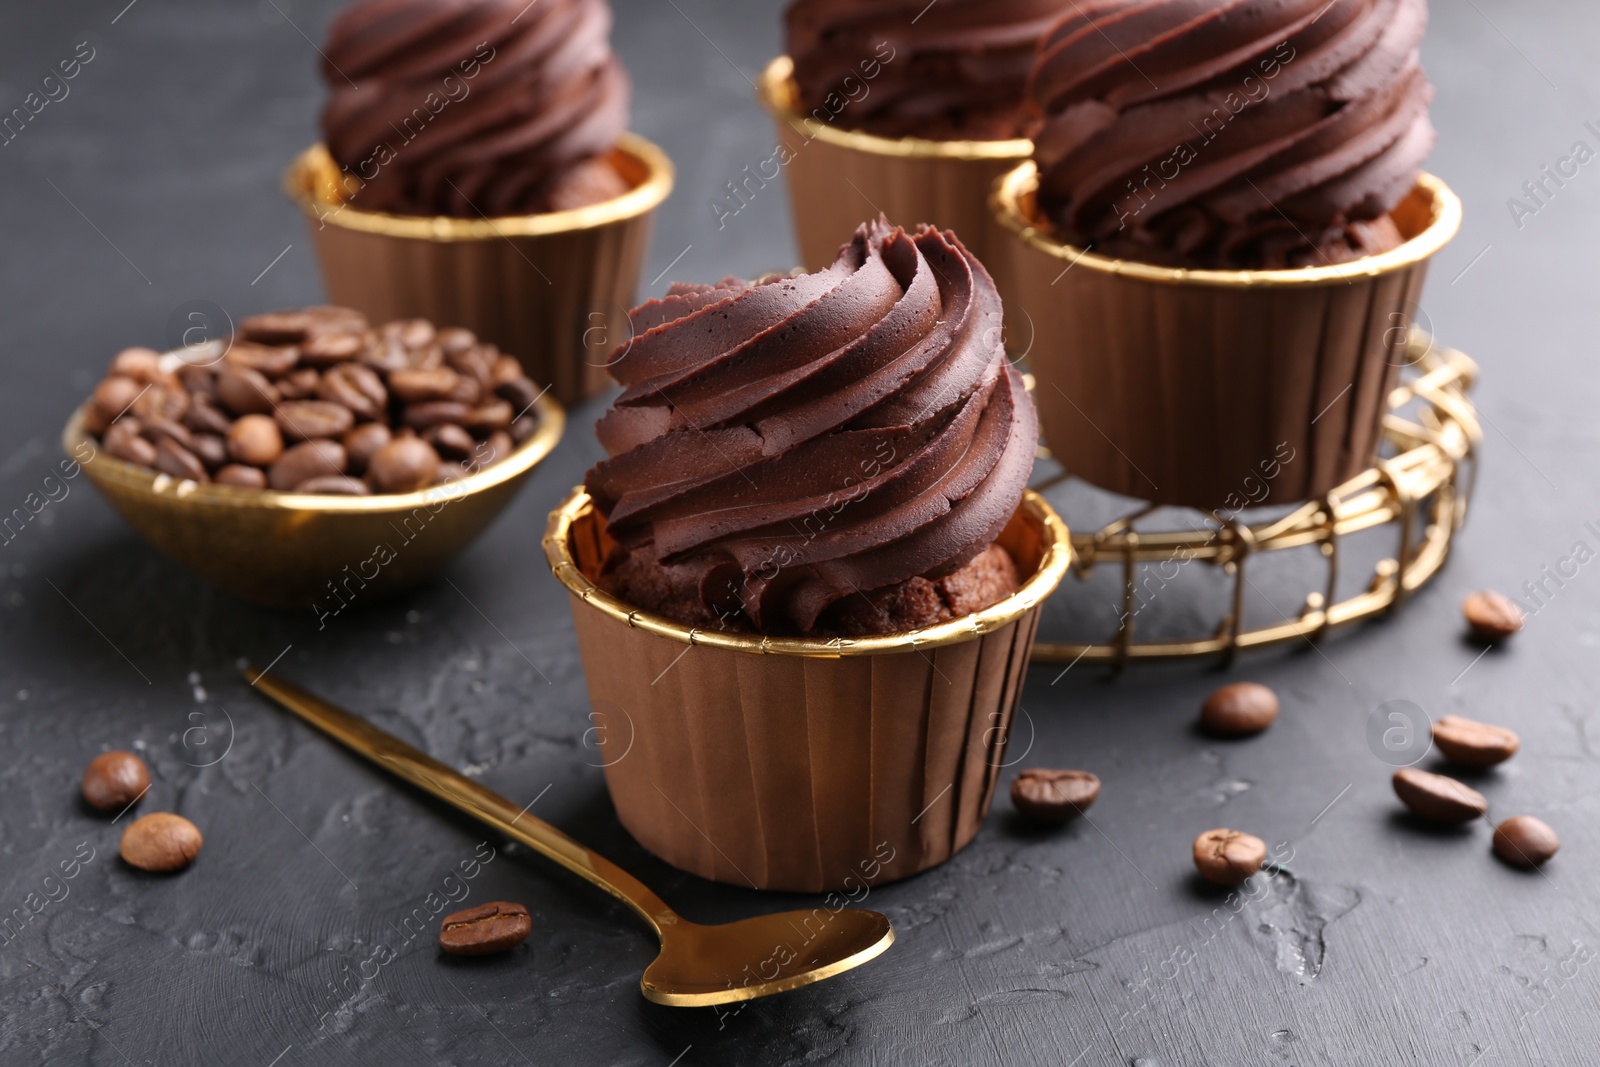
top-left (644, 908), bottom-right (893, 1006)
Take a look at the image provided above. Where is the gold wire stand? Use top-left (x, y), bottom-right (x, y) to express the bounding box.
top-left (1030, 331), bottom-right (1480, 666)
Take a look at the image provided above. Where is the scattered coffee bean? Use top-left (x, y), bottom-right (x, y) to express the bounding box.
top-left (81, 751), bottom-right (149, 812)
top-left (120, 812), bottom-right (202, 872)
top-left (154, 439), bottom-right (209, 483)
top-left (1463, 591), bottom-right (1523, 642)
top-left (1192, 828), bottom-right (1267, 886)
top-left (1392, 767), bottom-right (1487, 824)
top-left (1432, 715), bottom-right (1519, 767)
top-left (82, 309), bottom-right (540, 494)
top-left (494, 375), bottom-right (540, 413)
top-left (215, 464), bottom-right (268, 489)
top-left (269, 440), bottom-right (347, 491)
top-left (227, 414), bottom-right (285, 468)
top-left (295, 475), bottom-right (370, 495)
top-left (1200, 682), bottom-right (1279, 736)
top-left (368, 437), bottom-right (440, 493)
top-left (438, 901), bottom-right (532, 956)
top-left (1493, 816), bottom-right (1559, 869)
top-left (1011, 769), bottom-right (1100, 824)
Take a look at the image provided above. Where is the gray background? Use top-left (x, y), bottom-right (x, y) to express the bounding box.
top-left (2, 1), bottom-right (1598, 1064)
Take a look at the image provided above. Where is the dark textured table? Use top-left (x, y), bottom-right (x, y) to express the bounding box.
top-left (2, 2), bottom-right (1597, 1064)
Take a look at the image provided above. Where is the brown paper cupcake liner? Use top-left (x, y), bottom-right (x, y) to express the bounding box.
top-left (757, 56), bottom-right (1031, 346)
top-left (284, 133), bottom-right (673, 407)
top-left (992, 166), bottom-right (1462, 509)
top-left (543, 487), bottom-right (1072, 892)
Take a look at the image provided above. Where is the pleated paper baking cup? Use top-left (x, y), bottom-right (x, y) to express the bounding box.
top-left (543, 488), bottom-right (1072, 892)
top-left (284, 133), bottom-right (673, 407)
top-left (992, 165), bottom-right (1462, 509)
top-left (757, 56), bottom-right (1031, 346)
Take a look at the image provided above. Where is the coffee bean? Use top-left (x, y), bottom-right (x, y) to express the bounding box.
top-left (139, 415), bottom-right (195, 454)
top-left (466, 399), bottom-right (513, 433)
top-left (91, 375), bottom-right (144, 426)
top-left (1392, 768), bottom-right (1487, 824)
top-left (303, 305), bottom-right (369, 333)
top-left (388, 367), bottom-right (461, 403)
top-left (446, 372), bottom-right (484, 405)
top-left (239, 310), bottom-right (313, 345)
top-left (224, 341), bottom-right (299, 378)
top-left (109, 347), bottom-right (168, 384)
top-left (154, 439), bottom-right (209, 483)
top-left (367, 437), bottom-right (439, 493)
top-left (1011, 769), bottom-right (1100, 824)
top-left (227, 414), bottom-right (284, 467)
top-left (510, 414), bottom-right (539, 444)
top-left (296, 475), bottom-right (370, 496)
top-left (385, 318), bottom-right (436, 350)
top-left (1463, 591), bottom-right (1523, 642)
top-left (120, 812), bottom-right (202, 873)
top-left (1192, 828), bottom-right (1266, 886)
top-left (435, 461), bottom-right (469, 484)
top-left (215, 464), bottom-right (268, 489)
top-left (1492, 816), bottom-right (1559, 869)
top-left (191, 433), bottom-right (228, 472)
top-left (131, 383), bottom-right (190, 423)
top-left (424, 422), bottom-right (477, 459)
top-left (489, 355), bottom-right (523, 389)
top-left (319, 363), bottom-right (387, 421)
top-left (178, 363), bottom-right (218, 399)
top-left (360, 337), bottom-right (413, 375)
top-left (268, 440), bottom-right (347, 490)
top-left (494, 375), bottom-right (541, 413)
top-left (300, 330), bottom-right (367, 368)
top-left (402, 401), bottom-right (472, 430)
top-left (216, 366), bottom-right (280, 415)
top-left (438, 901), bottom-right (531, 956)
top-left (1432, 715), bottom-right (1519, 767)
top-left (447, 344), bottom-right (495, 385)
top-left (437, 326), bottom-right (476, 355)
top-left (275, 400), bottom-right (354, 442)
top-left (105, 420), bottom-right (158, 467)
top-left (184, 393), bottom-right (235, 436)
top-left (277, 367), bottom-right (322, 401)
top-left (81, 751), bottom-right (149, 812)
top-left (343, 423), bottom-right (392, 475)
top-left (482, 430), bottom-right (514, 466)
top-left (1200, 682), bottom-right (1278, 736)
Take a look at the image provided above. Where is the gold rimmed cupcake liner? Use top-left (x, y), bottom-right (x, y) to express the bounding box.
top-left (758, 56), bottom-right (1031, 342)
top-left (284, 132), bottom-right (674, 407)
top-left (992, 165), bottom-right (1463, 509)
top-left (64, 390), bottom-right (564, 609)
top-left (543, 487), bottom-right (1072, 891)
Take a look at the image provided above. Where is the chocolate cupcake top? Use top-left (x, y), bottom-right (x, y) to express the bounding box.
top-left (584, 221), bottom-right (1038, 635)
top-left (321, 0), bottom-right (629, 217)
top-left (785, 0), bottom-right (1066, 140)
top-left (1028, 0), bottom-right (1436, 269)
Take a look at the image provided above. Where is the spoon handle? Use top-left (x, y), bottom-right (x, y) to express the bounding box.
top-left (244, 665), bottom-right (676, 936)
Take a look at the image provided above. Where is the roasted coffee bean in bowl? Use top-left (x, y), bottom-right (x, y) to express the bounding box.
top-left (66, 308), bottom-right (565, 608)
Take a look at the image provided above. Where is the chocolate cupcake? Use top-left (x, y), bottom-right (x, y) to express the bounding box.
top-left (286, 0), bottom-right (673, 405)
top-left (758, 2), bottom-right (1068, 333)
top-left (544, 222), bottom-right (1071, 890)
top-left (992, 0), bottom-right (1462, 507)
top-left (585, 221), bottom-right (1038, 638)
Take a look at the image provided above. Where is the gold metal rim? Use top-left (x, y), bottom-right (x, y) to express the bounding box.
top-left (282, 131), bottom-right (675, 242)
top-left (757, 55), bottom-right (1033, 162)
top-left (63, 389), bottom-right (565, 514)
top-left (991, 162), bottom-right (1463, 289)
top-left (542, 487), bottom-right (1073, 657)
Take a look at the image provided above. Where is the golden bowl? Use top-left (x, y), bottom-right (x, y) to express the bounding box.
top-left (64, 390), bottom-right (564, 611)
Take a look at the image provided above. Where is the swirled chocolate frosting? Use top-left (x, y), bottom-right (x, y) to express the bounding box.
top-left (1027, 0), bottom-right (1436, 269)
top-left (584, 221), bottom-right (1038, 635)
top-left (785, 0), bottom-right (1067, 140)
top-left (321, 0), bottom-right (629, 216)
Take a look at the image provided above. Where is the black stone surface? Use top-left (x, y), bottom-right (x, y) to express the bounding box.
top-left (2, 2), bottom-right (1597, 1064)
